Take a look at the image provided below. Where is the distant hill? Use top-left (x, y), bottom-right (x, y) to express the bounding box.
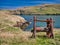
top-left (15, 4), bottom-right (60, 15)
top-left (1, 4), bottom-right (60, 15)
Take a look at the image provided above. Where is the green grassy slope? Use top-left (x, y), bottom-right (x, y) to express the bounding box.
top-left (17, 4), bottom-right (60, 15)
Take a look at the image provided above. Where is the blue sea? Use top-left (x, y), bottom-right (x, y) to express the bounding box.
top-left (0, 0), bottom-right (60, 9)
top-left (0, 0), bottom-right (60, 30)
top-left (21, 15), bottom-right (60, 30)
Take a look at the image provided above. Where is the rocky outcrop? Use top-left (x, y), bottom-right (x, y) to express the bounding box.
top-left (0, 10), bottom-right (26, 26)
top-left (0, 11), bottom-right (26, 22)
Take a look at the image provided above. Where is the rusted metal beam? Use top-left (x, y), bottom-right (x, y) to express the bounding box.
top-left (32, 16), bottom-right (54, 38)
top-left (46, 18), bottom-right (54, 38)
top-left (32, 16), bottom-right (36, 38)
top-left (49, 18), bottom-right (54, 38)
top-left (36, 19), bottom-right (55, 22)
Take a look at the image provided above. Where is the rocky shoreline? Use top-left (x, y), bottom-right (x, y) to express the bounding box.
top-left (0, 10), bottom-right (26, 24)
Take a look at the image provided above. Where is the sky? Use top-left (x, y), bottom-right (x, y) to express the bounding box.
top-left (0, 0), bottom-right (60, 9)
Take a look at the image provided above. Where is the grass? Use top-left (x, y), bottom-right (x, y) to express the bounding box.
top-left (0, 9), bottom-right (60, 45)
top-left (0, 29), bottom-right (60, 45)
top-left (18, 4), bottom-right (60, 15)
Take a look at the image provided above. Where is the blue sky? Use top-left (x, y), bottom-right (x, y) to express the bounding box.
top-left (0, 0), bottom-right (60, 9)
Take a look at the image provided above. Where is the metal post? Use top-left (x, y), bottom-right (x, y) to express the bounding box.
top-left (50, 18), bottom-right (54, 38)
top-left (32, 16), bottom-right (36, 38)
top-left (46, 19), bottom-right (50, 37)
top-left (46, 18), bottom-right (54, 38)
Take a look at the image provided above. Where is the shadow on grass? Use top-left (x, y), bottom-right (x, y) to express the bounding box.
top-left (28, 34), bottom-right (48, 39)
top-left (36, 35), bottom-right (47, 38)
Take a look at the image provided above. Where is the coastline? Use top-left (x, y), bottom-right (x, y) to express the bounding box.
top-left (54, 28), bottom-right (60, 30)
top-left (0, 4), bottom-right (60, 15)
